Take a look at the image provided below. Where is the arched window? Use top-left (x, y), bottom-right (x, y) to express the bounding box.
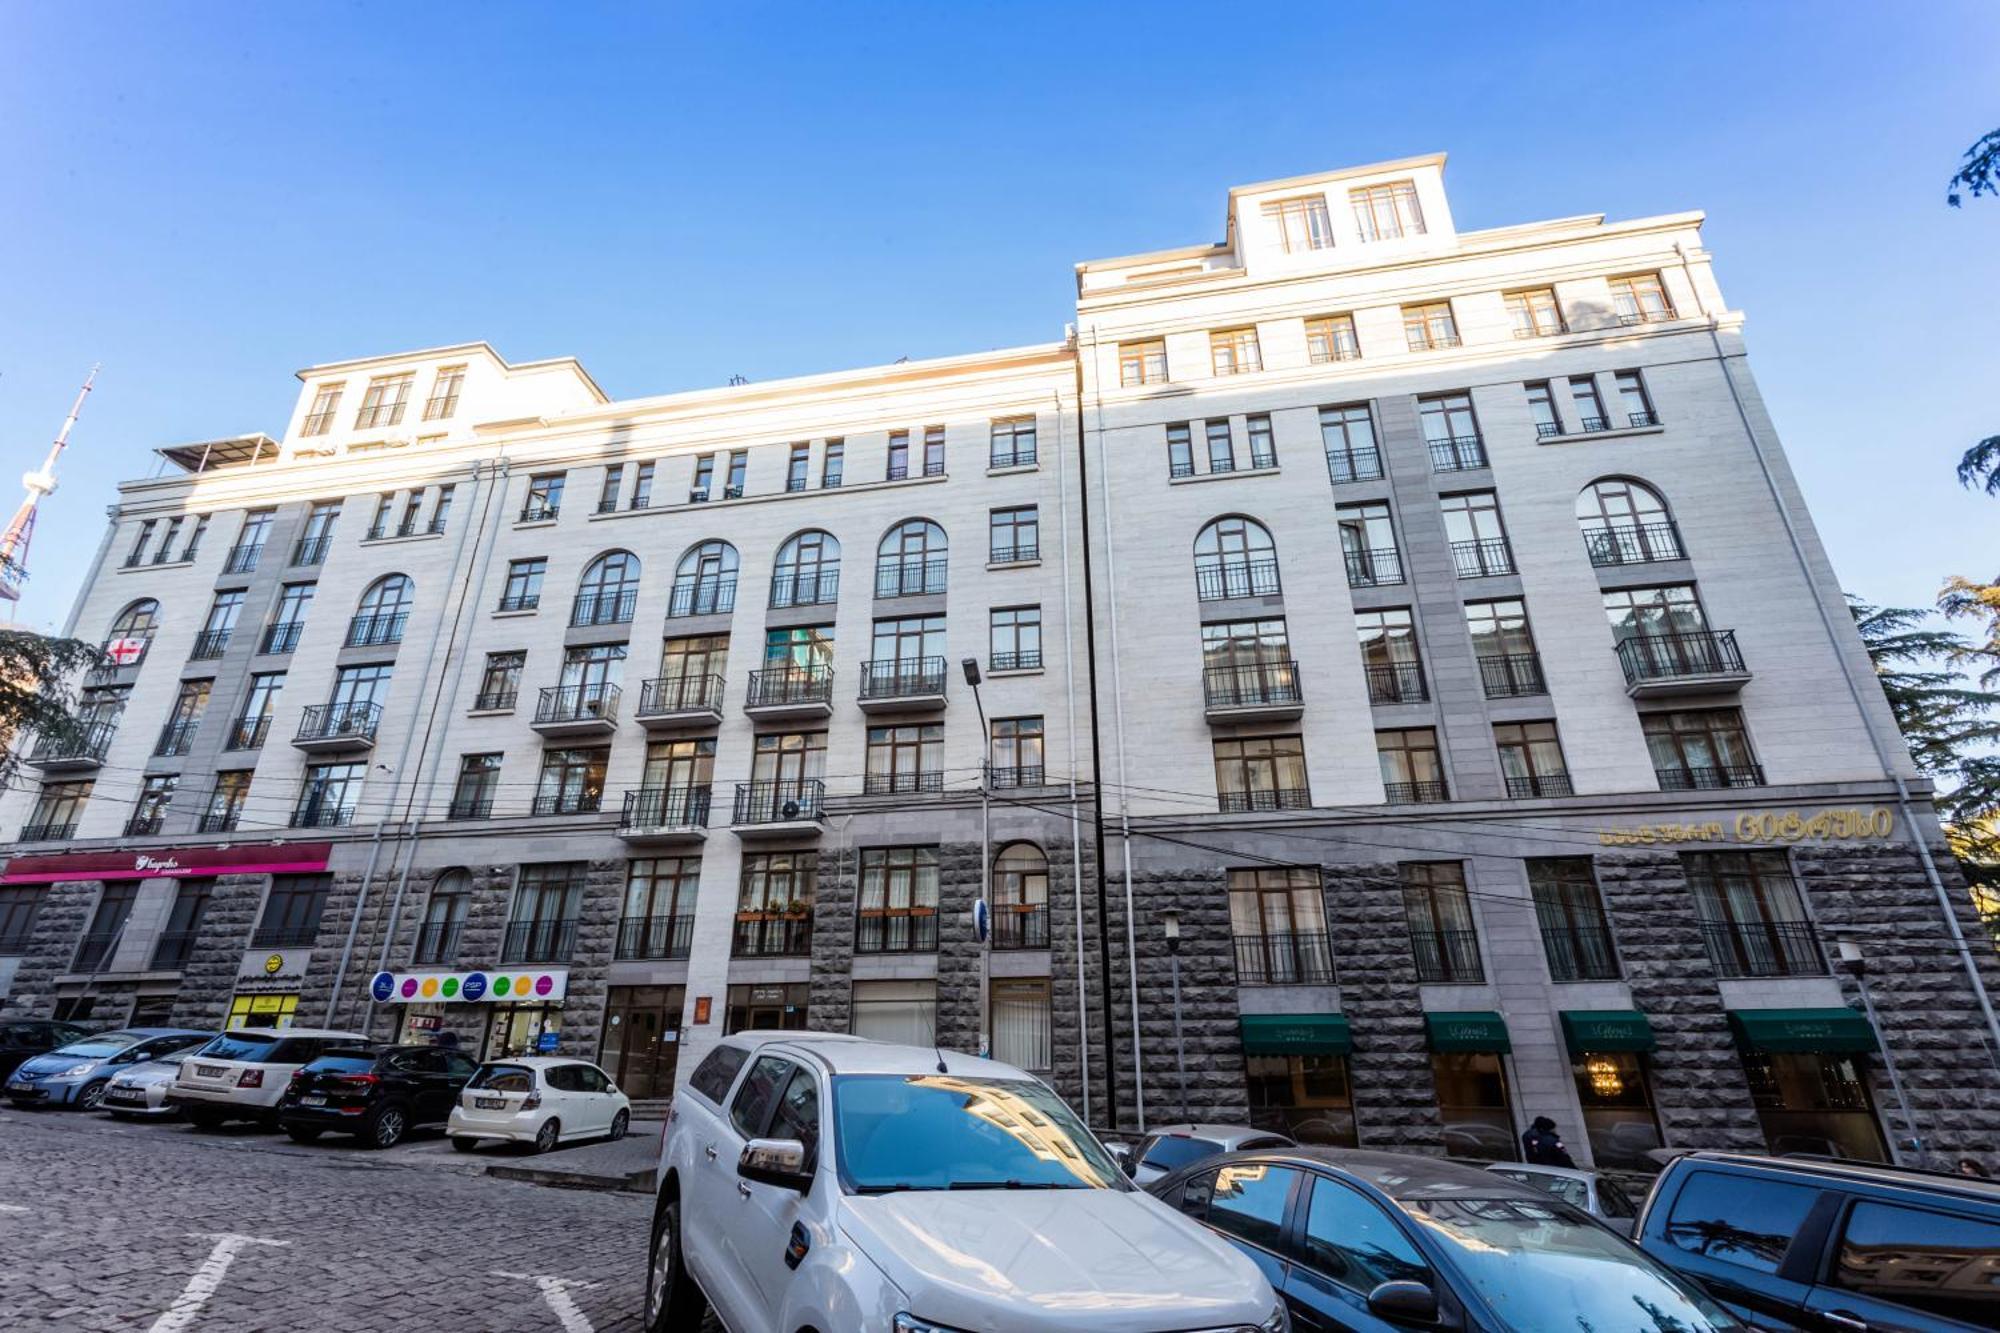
top-left (351, 574), bottom-right (413, 647)
top-left (992, 843), bottom-right (1049, 949)
top-left (574, 550), bottom-right (641, 626)
top-left (876, 519), bottom-right (947, 597)
top-left (671, 540), bottom-right (738, 617)
top-left (105, 599), bottom-right (161, 647)
top-left (772, 530), bottom-right (841, 609)
top-left (1576, 479), bottom-right (1683, 566)
top-left (416, 868), bottom-right (472, 964)
top-left (1193, 516), bottom-right (1280, 601)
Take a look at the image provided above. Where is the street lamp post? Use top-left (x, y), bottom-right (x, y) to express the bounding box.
top-left (1837, 939), bottom-right (1923, 1167)
top-left (1162, 907), bottom-right (1188, 1122)
top-left (963, 658), bottom-right (991, 1059)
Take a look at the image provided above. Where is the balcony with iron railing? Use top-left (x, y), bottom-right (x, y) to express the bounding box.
top-left (291, 534), bottom-right (332, 567)
top-left (123, 812), bottom-right (165, 837)
top-left (636, 674), bottom-right (725, 727)
top-left (497, 591), bottom-right (541, 613)
top-left (1202, 661), bottom-right (1304, 721)
top-left (990, 540), bottom-right (1039, 565)
top-left (1409, 927), bottom-right (1484, 983)
top-left (1583, 522), bottom-right (1685, 567)
top-left (1477, 653), bottom-right (1546, 698)
top-left (223, 544), bottom-right (263, 575)
top-left (501, 918), bottom-right (578, 964)
top-left (1384, 780), bottom-right (1450, 805)
top-left (1407, 330), bottom-right (1463, 352)
top-left (412, 920), bottom-right (464, 966)
top-left (155, 719), bottom-right (200, 757)
top-left (618, 786), bottom-right (712, 843)
top-left (1343, 547), bottom-right (1404, 588)
top-left (1196, 559), bottom-right (1281, 603)
top-left (1504, 772), bottom-right (1574, 799)
top-left (875, 558), bottom-right (949, 599)
top-left (732, 779), bottom-right (825, 833)
top-left (1628, 410), bottom-right (1662, 428)
top-left (150, 930), bottom-right (200, 971)
top-left (472, 688), bottom-right (517, 712)
top-left (668, 575), bottom-right (736, 618)
top-left (986, 765), bottom-right (1045, 790)
top-left (856, 911), bottom-right (939, 954)
top-left (745, 665), bottom-right (834, 719)
top-left (990, 650), bottom-right (1042, 672)
top-left (73, 931), bottom-right (122, 972)
top-left (1534, 420), bottom-right (1565, 440)
top-left (344, 612), bottom-right (407, 648)
top-left (1326, 448), bottom-right (1385, 484)
top-left (1616, 307), bottom-right (1676, 326)
top-left (615, 913), bottom-right (695, 961)
top-left (260, 622), bottom-right (304, 655)
top-left (189, 629), bottom-right (232, 661)
top-left (293, 701), bottom-right (382, 752)
top-left (732, 913), bottom-right (814, 958)
top-left (519, 500), bottom-right (561, 523)
top-left (858, 658), bottom-right (947, 712)
top-left (990, 906), bottom-right (1050, 950)
top-left (531, 789), bottom-right (603, 817)
top-left (226, 716), bottom-right (270, 751)
top-left (1700, 919), bottom-right (1827, 979)
top-left (18, 821), bottom-right (78, 843)
top-left (1234, 931), bottom-right (1336, 986)
top-left (196, 811), bottom-right (241, 833)
top-left (446, 793), bottom-right (494, 820)
top-left (1218, 787), bottom-right (1311, 814)
top-left (1616, 630), bottom-right (1750, 696)
top-left (770, 568), bottom-right (840, 609)
top-left (28, 721), bottom-right (117, 772)
top-left (1364, 661), bottom-right (1428, 705)
top-left (1427, 436), bottom-right (1488, 472)
top-left (1577, 415), bottom-right (1610, 432)
top-left (530, 683), bottom-right (621, 736)
top-left (288, 801), bottom-right (356, 829)
top-left (862, 770), bottom-right (945, 797)
top-left (570, 588), bottom-right (638, 628)
top-left (1450, 538), bottom-right (1516, 579)
top-left (1542, 925), bottom-right (1621, 982)
top-left (1656, 763), bottom-right (1766, 792)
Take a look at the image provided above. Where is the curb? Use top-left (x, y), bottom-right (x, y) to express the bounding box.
top-left (483, 1162), bottom-right (657, 1194)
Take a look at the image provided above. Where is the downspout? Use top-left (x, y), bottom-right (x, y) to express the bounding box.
top-left (1676, 241), bottom-right (2000, 1071)
top-left (1052, 386), bottom-right (1092, 1126)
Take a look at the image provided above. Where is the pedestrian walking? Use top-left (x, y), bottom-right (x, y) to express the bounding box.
top-left (1522, 1115), bottom-right (1578, 1167)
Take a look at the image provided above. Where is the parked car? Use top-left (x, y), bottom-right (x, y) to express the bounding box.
top-left (167, 1027), bottom-right (370, 1128)
top-left (1125, 1123), bottom-right (1297, 1186)
top-left (101, 1049), bottom-right (201, 1118)
top-left (1148, 1145), bottom-right (1746, 1332)
top-left (4, 1027), bottom-right (212, 1110)
top-left (448, 1056), bottom-right (631, 1153)
top-left (646, 1033), bottom-right (1285, 1333)
top-left (1635, 1151), bottom-right (2000, 1331)
top-left (1486, 1162), bottom-right (1645, 1234)
top-left (0, 1019), bottom-right (92, 1082)
top-left (277, 1043), bottom-right (481, 1148)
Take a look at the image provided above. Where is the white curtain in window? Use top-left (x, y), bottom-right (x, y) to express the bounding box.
top-left (991, 982), bottom-right (1052, 1071)
top-left (850, 980), bottom-right (937, 1046)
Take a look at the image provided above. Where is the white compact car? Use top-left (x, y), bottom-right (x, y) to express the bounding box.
top-left (168, 1027), bottom-right (370, 1128)
top-left (102, 1050), bottom-right (200, 1117)
top-left (646, 1033), bottom-right (1285, 1333)
top-left (448, 1057), bottom-right (632, 1153)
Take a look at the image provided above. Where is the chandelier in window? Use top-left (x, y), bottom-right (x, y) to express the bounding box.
top-left (1585, 1055), bottom-right (1624, 1098)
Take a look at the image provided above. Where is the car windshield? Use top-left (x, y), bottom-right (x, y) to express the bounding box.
top-left (197, 1032), bottom-right (280, 1062)
top-left (52, 1031), bottom-right (143, 1058)
top-left (469, 1064), bottom-right (534, 1092)
top-left (1401, 1197), bottom-right (1743, 1333)
top-left (1491, 1169), bottom-right (1590, 1210)
top-left (1141, 1134), bottom-right (1227, 1173)
top-left (833, 1074), bottom-right (1124, 1193)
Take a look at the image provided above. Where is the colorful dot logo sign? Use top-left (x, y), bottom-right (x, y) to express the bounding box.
top-left (515, 976), bottom-right (533, 997)
top-left (442, 977), bottom-right (460, 1000)
top-left (401, 978), bottom-right (420, 999)
top-left (420, 977), bottom-right (440, 999)
top-left (493, 976), bottom-right (511, 997)
top-left (370, 973), bottom-right (395, 1003)
top-left (535, 974), bottom-right (554, 997)
top-left (461, 973), bottom-right (488, 1002)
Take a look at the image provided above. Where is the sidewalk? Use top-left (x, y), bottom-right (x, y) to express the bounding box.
top-left (474, 1120), bottom-right (666, 1194)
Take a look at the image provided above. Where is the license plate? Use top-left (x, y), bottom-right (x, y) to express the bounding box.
top-left (475, 1097), bottom-right (507, 1110)
top-left (196, 1065), bottom-right (227, 1078)
top-left (109, 1088), bottom-right (143, 1101)
top-left (5, 1081), bottom-right (29, 1094)
top-left (301, 1094), bottom-right (327, 1107)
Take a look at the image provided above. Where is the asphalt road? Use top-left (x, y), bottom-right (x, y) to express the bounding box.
top-left (0, 1106), bottom-right (658, 1331)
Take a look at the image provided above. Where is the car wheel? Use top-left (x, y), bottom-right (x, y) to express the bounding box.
top-left (284, 1125), bottom-right (323, 1143)
top-left (75, 1080), bottom-right (109, 1111)
top-left (368, 1106), bottom-right (408, 1149)
top-left (609, 1109), bottom-right (630, 1142)
top-left (451, 1136), bottom-right (479, 1154)
top-left (532, 1118), bottom-right (560, 1154)
top-left (647, 1194), bottom-right (707, 1331)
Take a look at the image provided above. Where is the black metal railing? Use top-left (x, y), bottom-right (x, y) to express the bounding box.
top-left (1170, 458), bottom-right (1196, 479)
top-left (733, 779), bottom-right (825, 824)
top-left (620, 785), bottom-right (712, 830)
top-left (1656, 763), bottom-right (1766, 791)
top-left (1218, 787), bottom-right (1311, 813)
top-left (365, 522), bottom-right (389, 541)
top-left (615, 913), bottom-right (695, 961)
top-left (155, 720), bottom-right (200, 757)
top-left (292, 535), bottom-right (332, 566)
top-left (260, 622), bottom-right (303, 655)
top-left (570, 588), bottom-right (638, 627)
top-left (1504, 772), bottom-right (1574, 799)
top-left (1450, 538), bottom-right (1515, 578)
top-left (446, 794), bottom-right (494, 820)
top-left (534, 683), bottom-right (620, 726)
top-left (19, 821), bottom-right (78, 842)
top-left (990, 446), bottom-right (1036, 470)
top-left (196, 811), bottom-right (240, 833)
top-left (991, 651), bottom-right (1042, 672)
top-left (426, 515), bottom-right (449, 534)
top-left (251, 925), bottom-right (320, 949)
top-left (519, 500), bottom-right (561, 523)
top-left (1326, 448), bottom-right (1384, 484)
top-left (1477, 653), bottom-right (1546, 697)
top-left (189, 629), bottom-right (232, 661)
top-left (987, 765), bottom-right (1045, 790)
top-left (769, 568), bottom-right (840, 609)
top-left (1344, 547), bottom-right (1404, 588)
top-left (856, 912), bottom-right (939, 954)
top-left (990, 541), bottom-right (1039, 565)
top-left (668, 575), bottom-right (736, 618)
top-left (1700, 920), bottom-right (1827, 979)
top-left (1617, 308), bottom-right (1675, 326)
top-left (1578, 415), bottom-right (1609, 432)
top-left (1409, 331), bottom-right (1462, 351)
top-left (227, 717), bottom-right (270, 751)
top-left (501, 918), bottom-right (578, 964)
top-left (344, 612), bottom-right (407, 648)
top-left (1512, 320), bottom-right (1568, 339)
top-left (732, 914), bottom-right (814, 957)
top-left (289, 802), bottom-right (356, 829)
top-left (412, 920), bottom-right (464, 965)
top-left (1234, 931), bottom-right (1337, 986)
top-left (862, 770), bottom-right (945, 796)
top-left (1628, 410), bottom-right (1661, 428)
top-left (1617, 630), bottom-right (1746, 685)
top-left (497, 591), bottom-right (540, 613)
top-left (296, 701), bottom-right (382, 744)
top-left (991, 906), bottom-right (1050, 950)
top-left (638, 674), bottom-right (724, 716)
top-left (1542, 925), bottom-right (1620, 982)
top-left (875, 558), bottom-right (949, 599)
top-left (1427, 436), bottom-right (1488, 472)
top-left (31, 722), bottom-right (116, 765)
top-left (73, 931), bottom-right (121, 972)
top-left (859, 658), bottom-right (946, 701)
top-left (1409, 927), bottom-right (1484, 983)
top-left (472, 689), bottom-right (517, 712)
top-left (1195, 559), bottom-right (1282, 602)
top-left (223, 544), bottom-right (263, 575)
top-left (1364, 661), bottom-right (1428, 704)
top-left (1384, 780), bottom-right (1450, 805)
top-left (746, 665), bottom-right (833, 710)
top-left (1534, 420), bottom-right (1565, 439)
top-left (531, 790), bottom-right (602, 816)
top-left (150, 930), bottom-right (200, 971)
top-left (124, 813), bottom-right (165, 837)
top-left (1583, 522), bottom-right (1685, 566)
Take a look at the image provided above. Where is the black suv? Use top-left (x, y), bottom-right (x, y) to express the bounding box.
top-left (0, 1020), bottom-right (90, 1081)
top-left (276, 1044), bottom-right (479, 1148)
top-left (1635, 1152), bottom-right (2000, 1331)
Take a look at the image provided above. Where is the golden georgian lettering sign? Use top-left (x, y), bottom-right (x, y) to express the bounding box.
top-left (1598, 806), bottom-right (1895, 848)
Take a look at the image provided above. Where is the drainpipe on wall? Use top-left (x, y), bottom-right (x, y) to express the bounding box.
top-left (1052, 386), bottom-right (1093, 1127)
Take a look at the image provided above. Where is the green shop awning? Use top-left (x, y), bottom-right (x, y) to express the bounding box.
top-left (1729, 1007), bottom-right (1879, 1054)
top-left (1561, 1010), bottom-right (1656, 1056)
top-left (1240, 1013), bottom-right (1352, 1056)
top-left (1426, 1011), bottom-right (1511, 1053)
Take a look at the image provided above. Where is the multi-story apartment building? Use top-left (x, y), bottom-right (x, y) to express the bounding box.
top-left (4, 154), bottom-right (1996, 1168)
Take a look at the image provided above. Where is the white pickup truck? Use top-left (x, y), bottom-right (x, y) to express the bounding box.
top-left (645, 1032), bottom-right (1286, 1332)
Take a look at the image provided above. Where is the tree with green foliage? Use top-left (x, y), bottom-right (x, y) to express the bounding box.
top-left (0, 553), bottom-right (110, 785)
top-left (1947, 127), bottom-right (2000, 207)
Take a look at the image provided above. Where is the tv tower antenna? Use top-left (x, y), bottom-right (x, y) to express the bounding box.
top-left (0, 365), bottom-right (97, 603)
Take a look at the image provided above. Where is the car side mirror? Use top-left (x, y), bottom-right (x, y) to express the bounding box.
top-left (738, 1138), bottom-right (812, 1193)
top-left (1367, 1281), bottom-right (1439, 1324)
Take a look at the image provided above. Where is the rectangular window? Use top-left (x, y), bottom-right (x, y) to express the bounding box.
top-left (724, 449), bottom-right (747, 499)
top-left (749, 731), bottom-right (828, 785)
top-left (661, 633), bottom-right (729, 684)
top-left (989, 506), bottom-right (1039, 563)
top-left (1166, 423), bottom-right (1195, 478)
top-left (639, 735), bottom-right (715, 792)
top-left (1212, 735), bottom-right (1309, 812)
top-left (151, 516), bottom-right (185, 564)
top-left (74, 881), bottom-right (137, 969)
top-left (630, 461), bottom-right (655, 509)
top-left (1643, 708), bottom-right (1760, 790)
top-left (1319, 404), bottom-right (1381, 483)
top-left (989, 717), bottom-right (1044, 788)
top-left (1119, 339), bottom-right (1167, 387)
top-left (735, 852), bottom-right (816, 958)
top-left (1609, 273), bottom-right (1674, 324)
top-left (763, 626), bottom-right (834, 669)
top-left (1304, 314), bottom-right (1360, 364)
top-left (506, 863), bottom-right (586, 963)
top-left (1205, 420), bottom-right (1235, 473)
top-left (1570, 376), bottom-right (1608, 431)
top-left (228, 510), bottom-right (273, 572)
top-left (850, 979), bottom-right (937, 1044)
top-left (354, 373), bottom-right (414, 429)
top-left (229, 672), bottom-right (284, 749)
top-left (124, 520), bottom-right (157, 568)
top-left (1338, 502), bottom-right (1402, 588)
top-left (1202, 617), bottom-right (1291, 669)
top-left (534, 746), bottom-right (609, 816)
top-left (422, 365), bottom-right (464, 421)
top-left (990, 978), bottom-right (1052, 1071)
top-left (475, 651), bottom-right (525, 711)
top-left (1210, 327), bottom-right (1262, 376)
top-left (1684, 851), bottom-right (1825, 979)
top-left (885, 431), bottom-right (909, 481)
top-left (990, 606), bottom-right (1042, 671)
top-left (1402, 862), bottom-right (1480, 982)
top-left (1246, 414), bottom-right (1276, 469)
top-left (921, 426), bottom-right (945, 477)
top-left (1441, 492), bottom-right (1513, 576)
top-left (598, 464), bottom-right (625, 513)
top-left (1504, 288), bottom-right (1565, 338)
top-left (1465, 598), bottom-right (1543, 697)
top-left (690, 454), bottom-right (714, 502)
top-left (204, 771), bottom-right (252, 833)
top-left (1351, 180), bottom-right (1425, 241)
top-left (157, 680), bottom-right (211, 757)
top-left (1229, 866), bottom-right (1331, 986)
top-left (1402, 301), bottom-right (1459, 352)
top-left (129, 774), bottom-right (176, 835)
top-left (1495, 721), bottom-right (1571, 798)
top-left (1525, 381), bottom-right (1563, 439)
top-left (1614, 370), bottom-right (1657, 427)
top-left (864, 723), bottom-right (944, 795)
top-left (786, 444), bottom-right (810, 492)
top-left (366, 492), bottom-right (395, 540)
top-left (180, 514), bottom-right (210, 562)
top-left (0, 886), bottom-right (42, 948)
top-left (256, 875), bottom-right (331, 947)
top-left (194, 591), bottom-right (244, 659)
top-left (429, 484), bottom-right (455, 533)
top-left (1418, 392), bottom-right (1484, 470)
top-left (990, 417), bottom-right (1037, 469)
top-left (1263, 194), bottom-right (1334, 252)
top-left (151, 878), bottom-right (210, 969)
top-left (1602, 584), bottom-right (1707, 641)
top-left (1356, 609), bottom-right (1424, 703)
top-left (1529, 859), bottom-right (1618, 982)
top-left (500, 558), bottom-right (546, 612)
top-left (25, 780), bottom-right (92, 840)
top-left (820, 440), bottom-right (843, 488)
top-left (1377, 728), bottom-right (1445, 804)
top-left (395, 487), bottom-right (425, 537)
top-left (450, 753), bottom-right (502, 819)
top-left (856, 848), bottom-right (940, 953)
top-left (301, 382), bottom-right (343, 436)
top-left (869, 615), bottom-right (944, 668)
top-left (522, 473), bottom-right (564, 522)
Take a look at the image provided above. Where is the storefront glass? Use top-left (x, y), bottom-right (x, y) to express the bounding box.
top-left (1245, 1053), bottom-right (1357, 1146)
top-left (1432, 1051), bottom-right (1517, 1160)
top-left (599, 985), bottom-right (686, 1099)
top-left (724, 983), bottom-right (808, 1034)
top-left (1743, 1051), bottom-right (1888, 1161)
top-left (227, 993), bottom-right (298, 1029)
top-left (485, 1002), bottom-right (563, 1059)
top-left (1571, 1051), bottom-right (1665, 1170)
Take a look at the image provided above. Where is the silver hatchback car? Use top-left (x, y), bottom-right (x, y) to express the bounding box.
top-left (101, 1049), bottom-right (202, 1117)
top-left (1124, 1123), bottom-right (1297, 1186)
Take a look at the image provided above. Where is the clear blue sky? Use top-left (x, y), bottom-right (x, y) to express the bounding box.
top-left (1, 2), bottom-right (1994, 633)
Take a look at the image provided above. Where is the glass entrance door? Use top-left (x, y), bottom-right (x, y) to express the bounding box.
top-left (598, 985), bottom-right (685, 1099)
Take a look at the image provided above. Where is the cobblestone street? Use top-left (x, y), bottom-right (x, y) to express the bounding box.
top-left (0, 1108), bottom-right (656, 1331)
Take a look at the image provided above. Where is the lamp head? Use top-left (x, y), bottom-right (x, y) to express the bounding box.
top-left (961, 657), bottom-right (982, 687)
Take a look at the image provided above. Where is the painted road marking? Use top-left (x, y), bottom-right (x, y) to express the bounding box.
top-left (149, 1232), bottom-right (290, 1333)
top-left (0, 1204), bottom-right (27, 1214)
top-left (489, 1270), bottom-right (598, 1333)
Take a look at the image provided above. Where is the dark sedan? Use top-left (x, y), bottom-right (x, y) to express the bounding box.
top-left (1147, 1146), bottom-right (1744, 1332)
top-left (276, 1044), bottom-right (480, 1148)
top-left (0, 1019), bottom-right (91, 1082)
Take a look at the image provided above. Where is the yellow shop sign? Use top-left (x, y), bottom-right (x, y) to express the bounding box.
top-left (1599, 806), bottom-right (1894, 847)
